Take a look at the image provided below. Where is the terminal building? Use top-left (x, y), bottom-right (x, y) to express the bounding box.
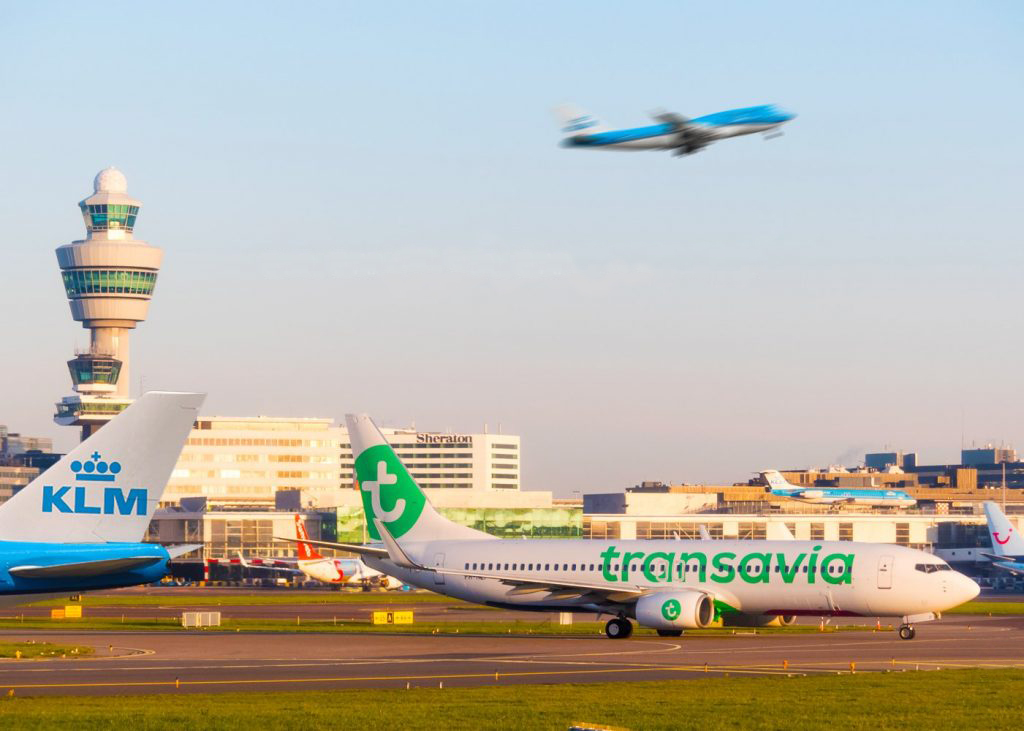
top-left (164, 418), bottom-right (522, 509)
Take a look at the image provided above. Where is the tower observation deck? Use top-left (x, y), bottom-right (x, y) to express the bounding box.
top-left (54, 168), bottom-right (162, 440)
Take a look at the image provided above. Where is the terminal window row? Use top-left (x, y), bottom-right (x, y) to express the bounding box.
top-left (187, 438), bottom-right (321, 447)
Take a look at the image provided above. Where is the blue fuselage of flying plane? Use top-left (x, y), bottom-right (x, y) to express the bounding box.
top-left (0, 542), bottom-right (172, 600)
top-left (559, 104), bottom-right (796, 155)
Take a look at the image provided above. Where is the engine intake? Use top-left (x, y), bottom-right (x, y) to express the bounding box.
top-left (635, 591), bottom-right (714, 630)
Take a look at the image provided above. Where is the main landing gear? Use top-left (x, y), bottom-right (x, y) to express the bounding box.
top-left (898, 624), bottom-right (916, 640)
top-left (605, 617), bottom-right (634, 639)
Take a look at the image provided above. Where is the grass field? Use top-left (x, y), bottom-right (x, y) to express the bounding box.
top-left (26, 591), bottom-right (453, 607)
top-left (0, 669), bottom-right (1021, 730)
top-left (0, 642), bottom-right (93, 659)
top-left (945, 601), bottom-right (1024, 615)
top-left (0, 616), bottom-right (877, 635)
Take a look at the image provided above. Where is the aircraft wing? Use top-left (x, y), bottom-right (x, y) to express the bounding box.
top-left (274, 536), bottom-right (389, 558)
top-left (9, 556), bottom-right (163, 579)
top-left (434, 565), bottom-right (645, 603)
top-left (650, 109), bottom-right (713, 155)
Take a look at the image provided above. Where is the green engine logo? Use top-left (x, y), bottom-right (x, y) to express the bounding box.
top-left (661, 598), bottom-right (682, 621)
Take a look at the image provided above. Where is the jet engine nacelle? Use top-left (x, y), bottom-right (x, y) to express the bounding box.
top-left (800, 490), bottom-right (824, 499)
top-left (635, 591), bottom-right (714, 630)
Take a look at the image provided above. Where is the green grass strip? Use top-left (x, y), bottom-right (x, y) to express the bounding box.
top-left (0, 669), bottom-right (1021, 730)
top-left (26, 592), bottom-right (453, 607)
top-left (0, 642), bottom-right (93, 659)
top-left (945, 601), bottom-right (1024, 615)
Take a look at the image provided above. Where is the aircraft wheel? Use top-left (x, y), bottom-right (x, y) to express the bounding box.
top-left (657, 629), bottom-right (683, 637)
top-left (605, 618), bottom-right (633, 639)
top-left (898, 625), bottom-right (916, 640)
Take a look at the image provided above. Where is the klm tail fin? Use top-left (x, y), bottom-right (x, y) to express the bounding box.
top-left (553, 103), bottom-right (609, 138)
top-left (983, 501), bottom-right (1024, 557)
top-left (345, 414), bottom-right (491, 544)
top-left (0, 391), bottom-right (204, 543)
top-left (760, 470), bottom-right (795, 492)
top-left (294, 514), bottom-right (323, 560)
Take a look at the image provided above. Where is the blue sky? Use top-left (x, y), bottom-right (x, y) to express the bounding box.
top-left (2, 1), bottom-right (1022, 492)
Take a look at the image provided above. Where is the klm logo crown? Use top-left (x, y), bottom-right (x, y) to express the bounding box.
top-left (70, 452), bottom-right (122, 482)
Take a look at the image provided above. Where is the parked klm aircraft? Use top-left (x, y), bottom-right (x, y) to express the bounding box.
top-left (981, 501), bottom-right (1024, 576)
top-left (0, 391), bottom-right (204, 605)
top-left (556, 103), bottom-right (796, 156)
top-left (279, 414), bottom-right (977, 640)
top-left (762, 470), bottom-right (917, 508)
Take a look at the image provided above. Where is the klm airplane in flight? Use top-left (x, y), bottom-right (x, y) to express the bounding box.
top-left (0, 391), bottom-right (203, 605)
top-left (556, 103), bottom-right (796, 155)
top-left (761, 470), bottom-right (916, 508)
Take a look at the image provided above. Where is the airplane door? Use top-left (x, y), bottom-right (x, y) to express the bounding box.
top-left (877, 555), bottom-right (893, 589)
top-left (433, 553), bottom-right (445, 585)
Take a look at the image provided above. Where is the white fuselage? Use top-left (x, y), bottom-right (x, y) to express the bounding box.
top-left (298, 556), bottom-right (398, 588)
top-left (602, 124), bottom-right (777, 150)
top-left (366, 539), bottom-right (977, 619)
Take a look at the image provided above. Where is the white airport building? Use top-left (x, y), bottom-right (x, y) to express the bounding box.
top-left (164, 417), bottom-right (521, 508)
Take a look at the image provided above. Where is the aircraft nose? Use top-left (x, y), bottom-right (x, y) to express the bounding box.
top-left (951, 571), bottom-right (980, 607)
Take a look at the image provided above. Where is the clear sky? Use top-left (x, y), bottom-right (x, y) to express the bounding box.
top-left (1, 1), bottom-right (1022, 494)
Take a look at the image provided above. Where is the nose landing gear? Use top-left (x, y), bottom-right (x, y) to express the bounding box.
top-left (605, 617), bottom-right (634, 639)
top-left (898, 624), bottom-right (916, 640)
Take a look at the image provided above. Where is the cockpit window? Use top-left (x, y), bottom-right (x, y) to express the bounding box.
top-left (915, 563), bottom-right (952, 573)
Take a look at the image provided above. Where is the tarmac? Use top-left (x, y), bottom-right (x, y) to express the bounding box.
top-left (1, 614), bottom-right (1022, 696)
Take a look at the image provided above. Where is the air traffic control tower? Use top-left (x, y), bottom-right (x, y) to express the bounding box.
top-left (54, 168), bottom-right (161, 440)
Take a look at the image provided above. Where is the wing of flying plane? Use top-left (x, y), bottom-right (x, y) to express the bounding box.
top-left (9, 556), bottom-right (164, 579)
top-left (650, 109), bottom-right (713, 155)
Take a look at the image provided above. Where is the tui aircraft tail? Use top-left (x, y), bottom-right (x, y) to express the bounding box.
top-left (0, 392), bottom-right (204, 543)
top-left (983, 501), bottom-right (1024, 557)
top-left (345, 414), bottom-right (492, 545)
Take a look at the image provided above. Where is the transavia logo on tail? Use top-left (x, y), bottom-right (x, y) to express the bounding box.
top-left (41, 453), bottom-right (148, 515)
top-left (661, 598), bottom-right (682, 621)
top-left (355, 446), bottom-right (425, 539)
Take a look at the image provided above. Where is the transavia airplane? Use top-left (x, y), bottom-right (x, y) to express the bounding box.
top-left (279, 414), bottom-right (978, 641)
top-left (238, 515), bottom-right (402, 589)
top-left (762, 470), bottom-right (917, 509)
top-left (555, 103), bottom-right (796, 156)
top-left (981, 501), bottom-right (1024, 576)
top-left (0, 392), bottom-right (204, 606)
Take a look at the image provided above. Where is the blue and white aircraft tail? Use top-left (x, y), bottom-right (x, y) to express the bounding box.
top-left (982, 501), bottom-right (1024, 575)
top-left (0, 392), bottom-right (204, 603)
top-left (555, 103), bottom-right (796, 156)
top-left (0, 391), bottom-right (202, 543)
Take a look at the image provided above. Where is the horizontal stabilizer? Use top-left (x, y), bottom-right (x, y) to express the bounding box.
top-left (167, 544), bottom-right (202, 559)
top-left (274, 536), bottom-right (389, 558)
top-left (9, 556), bottom-right (163, 579)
